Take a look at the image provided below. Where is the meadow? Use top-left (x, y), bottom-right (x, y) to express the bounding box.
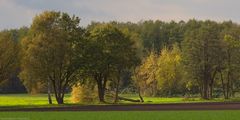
top-left (0, 94), bottom-right (239, 107)
top-left (0, 94), bottom-right (240, 120)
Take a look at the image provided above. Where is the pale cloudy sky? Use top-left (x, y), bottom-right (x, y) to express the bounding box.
top-left (0, 0), bottom-right (239, 30)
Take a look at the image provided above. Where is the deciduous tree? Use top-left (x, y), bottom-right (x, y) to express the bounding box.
top-left (20, 11), bottom-right (84, 104)
top-left (0, 31), bottom-right (19, 84)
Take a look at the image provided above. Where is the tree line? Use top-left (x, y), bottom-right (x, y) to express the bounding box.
top-left (1, 11), bottom-right (240, 104)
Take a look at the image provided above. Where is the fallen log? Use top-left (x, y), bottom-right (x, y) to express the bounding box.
top-left (118, 96), bottom-right (141, 102)
top-left (105, 89), bottom-right (142, 103)
top-left (105, 94), bottom-right (141, 102)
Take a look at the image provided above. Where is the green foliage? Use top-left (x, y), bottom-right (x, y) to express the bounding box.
top-left (136, 20), bottom-right (185, 53)
top-left (20, 11), bottom-right (84, 104)
top-left (182, 20), bottom-right (222, 99)
top-left (86, 23), bottom-right (139, 73)
top-left (3, 10), bottom-right (240, 101)
top-left (85, 23), bottom-right (140, 102)
top-left (0, 31), bottom-right (19, 83)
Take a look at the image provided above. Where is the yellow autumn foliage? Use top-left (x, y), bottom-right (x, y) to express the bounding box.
top-left (71, 84), bottom-right (98, 103)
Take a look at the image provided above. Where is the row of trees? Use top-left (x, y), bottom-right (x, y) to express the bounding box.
top-left (183, 21), bottom-right (240, 99)
top-left (1, 11), bottom-right (240, 104)
top-left (19, 11), bottom-right (139, 104)
top-left (136, 20), bottom-right (240, 100)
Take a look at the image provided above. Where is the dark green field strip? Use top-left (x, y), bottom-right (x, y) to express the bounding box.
top-left (0, 111), bottom-right (239, 120)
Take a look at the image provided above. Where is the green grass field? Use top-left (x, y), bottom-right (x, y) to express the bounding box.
top-left (0, 94), bottom-right (72, 107)
top-left (120, 94), bottom-right (229, 104)
top-left (0, 94), bottom-right (240, 107)
top-left (0, 94), bottom-right (240, 120)
top-left (0, 111), bottom-right (239, 120)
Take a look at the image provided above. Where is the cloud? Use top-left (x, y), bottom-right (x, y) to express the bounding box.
top-left (73, 0), bottom-right (192, 22)
top-left (0, 0), bottom-right (38, 29)
top-left (0, 0), bottom-right (240, 30)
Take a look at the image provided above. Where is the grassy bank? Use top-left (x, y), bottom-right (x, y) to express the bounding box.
top-left (0, 94), bottom-right (239, 107)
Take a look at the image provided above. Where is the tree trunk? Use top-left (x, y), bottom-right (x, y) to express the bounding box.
top-left (50, 79), bottom-right (65, 104)
top-left (200, 85), bottom-right (203, 98)
top-left (114, 74), bottom-right (120, 103)
top-left (97, 84), bottom-right (105, 102)
top-left (202, 37), bottom-right (209, 100)
top-left (208, 69), bottom-right (217, 99)
top-left (138, 87), bottom-right (144, 102)
top-left (56, 96), bottom-right (64, 104)
top-left (226, 49), bottom-right (231, 99)
top-left (47, 80), bottom-right (52, 104)
top-left (95, 74), bottom-right (107, 103)
top-left (54, 92), bottom-right (64, 104)
top-left (202, 79), bottom-right (209, 99)
top-left (220, 71), bottom-right (227, 99)
top-left (226, 71), bottom-right (231, 99)
top-left (231, 80), bottom-right (235, 97)
top-left (209, 84), bottom-right (213, 99)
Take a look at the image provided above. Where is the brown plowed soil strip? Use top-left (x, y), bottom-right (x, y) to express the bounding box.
top-left (1, 102), bottom-right (240, 112)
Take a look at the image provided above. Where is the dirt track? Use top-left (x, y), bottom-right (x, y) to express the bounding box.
top-left (1, 102), bottom-right (240, 111)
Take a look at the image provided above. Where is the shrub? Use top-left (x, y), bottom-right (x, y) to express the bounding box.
top-left (71, 83), bottom-right (97, 103)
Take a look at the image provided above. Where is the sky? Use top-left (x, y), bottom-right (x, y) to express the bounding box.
top-left (0, 0), bottom-right (239, 30)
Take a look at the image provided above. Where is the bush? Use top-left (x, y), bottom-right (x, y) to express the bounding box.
top-left (71, 83), bottom-right (97, 103)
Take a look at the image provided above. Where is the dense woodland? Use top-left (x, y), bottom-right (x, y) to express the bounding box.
top-left (1, 11), bottom-right (240, 104)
